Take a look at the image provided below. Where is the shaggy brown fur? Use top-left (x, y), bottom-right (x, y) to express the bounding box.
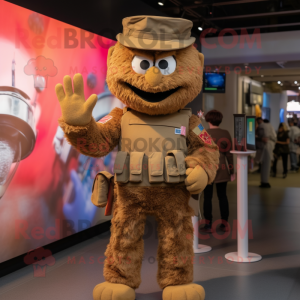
top-left (57, 39), bottom-right (219, 294)
top-left (186, 115), bottom-right (219, 184)
top-left (104, 185), bottom-right (194, 289)
top-left (106, 42), bottom-right (203, 116)
top-left (58, 107), bottom-right (123, 157)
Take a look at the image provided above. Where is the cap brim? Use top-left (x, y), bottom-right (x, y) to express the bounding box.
top-left (116, 33), bottom-right (196, 51)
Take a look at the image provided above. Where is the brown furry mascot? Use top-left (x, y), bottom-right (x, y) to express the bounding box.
top-left (55, 16), bottom-right (219, 300)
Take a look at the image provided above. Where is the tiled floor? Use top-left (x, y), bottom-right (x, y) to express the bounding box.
top-left (0, 170), bottom-right (299, 300)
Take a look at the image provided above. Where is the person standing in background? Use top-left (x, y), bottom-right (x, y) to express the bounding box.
top-left (258, 119), bottom-right (277, 188)
top-left (255, 117), bottom-right (265, 174)
top-left (272, 123), bottom-right (290, 178)
top-left (288, 119), bottom-right (300, 172)
top-left (201, 110), bottom-right (234, 233)
top-left (297, 119), bottom-right (300, 167)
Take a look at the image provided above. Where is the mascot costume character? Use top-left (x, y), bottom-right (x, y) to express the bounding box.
top-left (55, 16), bottom-right (219, 300)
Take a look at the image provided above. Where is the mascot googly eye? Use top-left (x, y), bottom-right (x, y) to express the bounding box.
top-left (131, 56), bottom-right (154, 74)
top-left (155, 56), bottom-right (176, 75)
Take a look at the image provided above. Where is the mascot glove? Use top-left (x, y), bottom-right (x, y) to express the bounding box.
top-left (185, 165), bottom-right (208, 194)
top-left (55, 73), bottom-right (98, 126)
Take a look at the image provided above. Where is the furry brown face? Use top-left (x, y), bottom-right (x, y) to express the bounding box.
top-left (106, 42), bottom-right (204, 115)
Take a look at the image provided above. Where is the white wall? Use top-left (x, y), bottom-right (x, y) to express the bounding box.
top-left (264, 93), bottom-right (281, 130)
top-left (262, 92), bottom-right (289, 131)
top-left (202, 72), bottom-right (238, 139)
top-left (238, 76), bottom-right (251, 114)
top-left (280, 91), bottom-right (288, 125)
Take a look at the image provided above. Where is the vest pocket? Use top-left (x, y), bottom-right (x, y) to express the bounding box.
top-left (113, 151), bottom-right (129, 183)
top-left (129, 152), bottom-right (144, 182)
top-left (164, 150), bottom-right (186, 183)
top-left (91, 171), bottom-right (114, 208)
top-left (148, 152), bottom-right (164, 183)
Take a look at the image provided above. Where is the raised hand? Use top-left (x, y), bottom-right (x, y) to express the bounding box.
top-left (55, 73), bottom-right (98, 126)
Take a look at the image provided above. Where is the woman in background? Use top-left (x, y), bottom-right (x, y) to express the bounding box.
top-left (288, 119), bottom-right (300, 172)
top-left (272, 123), bottom-right (290, 178)
top-left (201, 110), bottom-right (234, 233)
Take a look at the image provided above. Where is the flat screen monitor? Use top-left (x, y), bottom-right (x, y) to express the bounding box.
top-left (246, 116), bottom-right (256, 150)
top-left (203, 72), bottom-right (226, 93)
top-left (233, 114), bottom-right (246, 151)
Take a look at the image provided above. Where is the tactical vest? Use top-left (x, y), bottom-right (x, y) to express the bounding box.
top-left (113, 107), bottom-right (191, 187)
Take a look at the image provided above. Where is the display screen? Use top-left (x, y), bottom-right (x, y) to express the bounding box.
top-left (0, 0), bottom-right (122, 264)
top-left (203, 72), bottom-right (226, 93)
top-left (235, 117), bottom-right (245, 144)
top-left (233, 114), bottom-right (246, 151)
top-left (246, 116), bottom-right (256, 150)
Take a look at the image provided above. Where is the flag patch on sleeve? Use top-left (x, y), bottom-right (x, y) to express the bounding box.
top-left (98, 115), bottom-right (112, 124)
top-left (199, 131), bottom-right (212, 145)
top-left (192, 123), bottom-right (212, 145)
top-left (192, 123), bottom-right (204, 136)
top-left (198, 124), bottom-right (204, 131)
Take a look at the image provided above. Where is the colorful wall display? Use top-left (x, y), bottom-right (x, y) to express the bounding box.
top-left (0, 0), bottom-right (122, 263)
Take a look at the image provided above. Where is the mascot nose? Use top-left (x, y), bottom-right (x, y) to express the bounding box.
top-left (145, 66), bottom-right (162, 86)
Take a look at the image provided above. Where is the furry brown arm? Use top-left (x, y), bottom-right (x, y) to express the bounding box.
top-left (58, 107), bottom-right (123, 157)
top-left (186, 114), bottom-right (220, 184)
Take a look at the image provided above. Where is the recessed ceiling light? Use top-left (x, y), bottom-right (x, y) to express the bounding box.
top-left (294, 81), bottom-right (298, 84)
top-left (298, 87), bottom-right (300, 90)
top-left (278, 81), bottom-right (281, 84)
top-left (158, 1), bottom-right (164, 6)
top-left (198, 27), bottom-right (203, 31)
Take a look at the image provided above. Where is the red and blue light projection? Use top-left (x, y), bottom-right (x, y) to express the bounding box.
top-left (0, 0), bottom-right (122, 263)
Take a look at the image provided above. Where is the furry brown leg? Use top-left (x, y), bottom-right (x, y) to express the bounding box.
top-left (103, 186), bottom-right (147, 289)
top-left (104, 185), bottom-right (195, 290)
top-left (155, 188), bottom-right (195, 289)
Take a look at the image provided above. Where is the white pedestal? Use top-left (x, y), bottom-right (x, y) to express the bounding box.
top-left (225, 252), bottom-right (262, 263)
top-left (192, 216), bottom-right (212, 254)
top-left (225, 150), bottom-right (262, 263)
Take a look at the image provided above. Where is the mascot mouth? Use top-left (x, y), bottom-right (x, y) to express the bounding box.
top-left (126, 83), bottom-right (180, 103)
